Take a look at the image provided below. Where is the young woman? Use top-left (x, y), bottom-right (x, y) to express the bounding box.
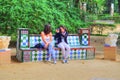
top-left (55, 26), bottom-right (70, 63)
top-left (41, 24), bottom-right (56, 64)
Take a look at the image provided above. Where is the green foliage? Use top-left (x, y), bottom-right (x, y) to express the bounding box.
top-left (85, 14), bottom-right (98, 22)
top-left (91, 34), bottom-right (107, 37)
top-left (0, 0), bottom-right (87, 35)
top-left (97, 14), bottom-right (120, 23)
top-left (112, 16), bottom-right (120, 23)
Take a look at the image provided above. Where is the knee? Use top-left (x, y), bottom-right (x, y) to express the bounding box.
top-left (60, 47), bottom-right (65, 51)
top-left (58, 44), bottom-right (65, 51)
top-left (66, 46), bottom-right (70, 51)
top-left (48, 43), bottom-right (53, 48)
top-left (41, 42), bottom-right (45, 47)
top-left (52, 50), bottom-right (55, 55)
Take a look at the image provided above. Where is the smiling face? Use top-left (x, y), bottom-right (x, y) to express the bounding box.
top-left (60, 27), bottom-right (65, 33)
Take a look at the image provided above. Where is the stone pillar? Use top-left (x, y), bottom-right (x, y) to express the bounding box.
top-left (110, 3), bottom-right (114, 16)
top-left (104, 47), bottom-right (116, 60)
top-left (82, 3), bottom-right (86, 12)
top-left (0, 49), bottom-right (11, 64)
top-left (78, 28), bottom-right (90, 46)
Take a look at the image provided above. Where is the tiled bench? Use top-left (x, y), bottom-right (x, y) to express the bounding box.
top-left (16, 28), bottom-right (95, 62)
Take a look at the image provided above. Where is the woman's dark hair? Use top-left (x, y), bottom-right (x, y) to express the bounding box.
top-left (59, 25), bottom-right (67, 33)
top-left (44, 24), bottom-right (51, 35)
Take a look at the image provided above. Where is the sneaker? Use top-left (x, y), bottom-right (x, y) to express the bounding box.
top-left (65, 60), bottom-right (68, 63)
top-left (62, 60), bottom-right (65, 64)
top-left (48, 57), bottom-right (51, 62)
top-left (53, 60), bottom-right (57, 64)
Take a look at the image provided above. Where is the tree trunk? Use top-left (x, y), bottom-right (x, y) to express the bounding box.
top-left (106, 0), bottom-right (111, 13)
top-left (74, 0), bottom-right (79, 7)
top-left (118, 0), bottom-right (120, 14)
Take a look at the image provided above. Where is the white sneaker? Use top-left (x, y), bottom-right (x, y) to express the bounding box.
top-left (48, 57), bottom-right (51, 62)
top-left (65, 60), bottom-right (68, 63)
top-left (54, 60), bottom-right (57, 64)
top-left (63, 60), bottom-right (65, 64)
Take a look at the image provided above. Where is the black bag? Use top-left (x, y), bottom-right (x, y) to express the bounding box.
top-left (31, 43), bottom-right (44, 49)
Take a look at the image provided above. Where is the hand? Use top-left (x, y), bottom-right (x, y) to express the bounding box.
top-left (56, 29), bottom-right (59, 33)
top-left (47, 42), bottom-right (50, 44)
top-left (44, 43), bottom-right (49, 49)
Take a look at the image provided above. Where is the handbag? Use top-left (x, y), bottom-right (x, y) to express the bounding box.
top-left (31, 43), bottom-right (44, 49)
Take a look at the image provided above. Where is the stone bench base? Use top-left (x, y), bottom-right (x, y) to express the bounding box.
top-left (16, 46), bottom-right (95, 62)
top-left (0, 49), bottom-right (11, 64)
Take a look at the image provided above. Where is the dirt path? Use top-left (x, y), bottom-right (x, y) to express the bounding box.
top-left (0, 60), bottom-right (120, 80)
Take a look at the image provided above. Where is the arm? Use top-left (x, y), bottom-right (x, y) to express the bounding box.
top-left (61, 32), bottom-right (68, 38)
top-left (41, 32), bottom-right (47, 44)
top-left (49, 32), bottom-right (52, 43)
top-left (54, 29), bottom-right (60, 40)
top-left (54, 33), bottom-right (59, 40)
top-left (54, 33), bottom-right (57, 40)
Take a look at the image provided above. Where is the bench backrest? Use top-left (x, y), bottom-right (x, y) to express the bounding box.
top-left (29, 34), bottom-right (80, 48)
top-left (29, 34), bottom-right (41, 48)
top-left (67, 35), bottom-right (80, 47)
